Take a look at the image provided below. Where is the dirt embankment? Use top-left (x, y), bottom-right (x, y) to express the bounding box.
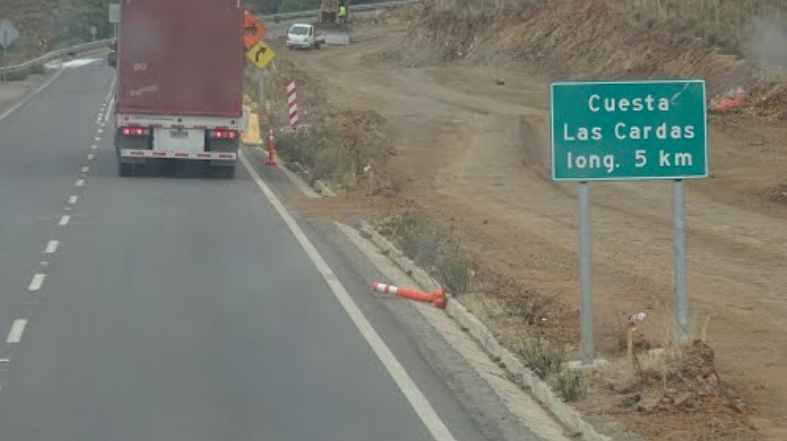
top-left (391, 0), bottom-right (787, 120)
top-left (272, 1), bottom-right (787, 440)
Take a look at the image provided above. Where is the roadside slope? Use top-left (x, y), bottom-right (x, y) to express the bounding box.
top-left (266, 2), bottom-right (787, 439)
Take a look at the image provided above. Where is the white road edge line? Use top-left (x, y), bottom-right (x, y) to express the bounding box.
top-left (76, 179), bottom-right (85, 187)
top-left (59, 215), bottom-right (70, 226)
top-left (28, 274), bottom-right (45, 291)
top-left (45, 240), bottom-right (59, 254)
top-left (7, 319), bottom-right (28, 344)
top-left (238, 151), bottom-right (457, 441)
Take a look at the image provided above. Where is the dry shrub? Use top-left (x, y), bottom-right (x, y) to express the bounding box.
top-left (382, 213), bottom-right (476, 295)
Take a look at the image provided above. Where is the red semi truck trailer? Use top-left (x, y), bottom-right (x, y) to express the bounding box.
top-left (109, 0), bottom-right (246, 178)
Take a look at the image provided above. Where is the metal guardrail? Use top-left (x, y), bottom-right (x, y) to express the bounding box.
top-left (0, 39), bottom-right (111, 76)
top-left (256, 0), bottom-right (422, 22)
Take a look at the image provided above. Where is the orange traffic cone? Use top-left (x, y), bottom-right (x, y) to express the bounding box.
top-left (371, 282), bottom-right (446, 309)
top-left (266, 128), bottom-right (277, 166)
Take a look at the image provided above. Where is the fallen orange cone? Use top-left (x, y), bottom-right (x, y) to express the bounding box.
top-left (371, 282), bottom-right (446, 309)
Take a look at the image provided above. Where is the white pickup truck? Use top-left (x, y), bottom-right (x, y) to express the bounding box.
top-left (286, 23), bottom-right (326, 50)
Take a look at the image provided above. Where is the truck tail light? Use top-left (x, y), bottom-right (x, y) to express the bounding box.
top-left (209, 129), bottom-right (237, 139)
top-left (121, 126), bottom-right (150, 136)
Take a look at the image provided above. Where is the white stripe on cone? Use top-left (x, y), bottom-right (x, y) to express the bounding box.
top-left (374, 283), bottom-right (399, 296)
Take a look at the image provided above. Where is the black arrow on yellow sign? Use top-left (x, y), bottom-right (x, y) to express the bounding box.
top-left (254, 45), bottom-right (267, 63)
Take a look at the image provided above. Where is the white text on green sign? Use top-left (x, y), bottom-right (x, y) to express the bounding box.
top-left (550, 80), bottom-right (707, 181)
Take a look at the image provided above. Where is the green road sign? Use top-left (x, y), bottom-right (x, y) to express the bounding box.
top-left (550, 80), bottom-right (707, 181)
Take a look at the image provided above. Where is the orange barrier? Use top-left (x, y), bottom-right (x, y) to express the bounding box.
top-left (266, 128), bottom-right (277, 166)
top-left (371, 282), bottom-right (447, 309)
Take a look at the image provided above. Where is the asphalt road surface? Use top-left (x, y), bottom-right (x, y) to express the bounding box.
top-left (0, 58), bottom-right (506, 441)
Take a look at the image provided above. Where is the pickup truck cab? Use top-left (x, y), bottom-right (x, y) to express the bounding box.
top-left (286, 23), bottom-right (325, 50)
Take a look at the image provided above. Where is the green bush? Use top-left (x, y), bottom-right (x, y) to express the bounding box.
top-left (519, 335), bottom-right (565, 380)
top-left (552, 369), bottom-right (583, 402)
top-left (275, 131), bottom-right (356, 186)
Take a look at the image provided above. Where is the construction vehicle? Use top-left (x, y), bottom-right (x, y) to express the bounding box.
top-left (314, 0), bottom-right (351, 46)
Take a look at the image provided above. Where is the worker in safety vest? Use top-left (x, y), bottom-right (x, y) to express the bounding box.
top-left (338, 3), bottom-right (347, 24)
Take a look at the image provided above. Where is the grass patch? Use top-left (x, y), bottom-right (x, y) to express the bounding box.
top-left (623, 0), bottom-right (787, 56)
top-left (274, 130), bottom-right (368, 190)
top-left (384, 213), bottom-right (475, 295)
top-left (518, 335), bottom-right (565, 380)
top-left (553, 369), bottom-right (583, 402)
top-left (510, 331), bottom-right (584, 401)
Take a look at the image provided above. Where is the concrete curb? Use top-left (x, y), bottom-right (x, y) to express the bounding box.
top-left (358, 221), bottom-right (612, 441)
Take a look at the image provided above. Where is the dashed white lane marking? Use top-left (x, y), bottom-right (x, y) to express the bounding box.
top-left (238, 151), bottom-right (458, 441)
top-left (28, 274), bottom-right (45, 291)
top-left (97, 128), bottom-right (103, 134)
top-left (87, 154), bottom-right (95, 161)
top-left (81, 166), bottom-right (90, 173)
top-left (91, 145), bottom-right (98, 150)
top-left (45, 240), bottom-right (59, 254)
top-left (7, 320), bottom-right (27, 344)
top-left (76, 179), bottom-right (85, 187)
top-left (69, 195), bottom-right (78, 204)
top-left (94, 136), bottom-right (101, 142)
top-left (59, 215), bottom-right (70, 226)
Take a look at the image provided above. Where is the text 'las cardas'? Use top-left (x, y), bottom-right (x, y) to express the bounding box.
top-left (562, 94), bottom-right (695, 142)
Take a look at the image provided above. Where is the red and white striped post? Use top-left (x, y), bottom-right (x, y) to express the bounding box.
top-left (286, 79), bottom-right (299, 126)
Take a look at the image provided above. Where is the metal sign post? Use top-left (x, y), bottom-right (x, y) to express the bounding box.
top-left (578, 181), bottom-right (594, 361)
top-left (673, 179), bottom-right (689, 340)
top-left (550, 80), bottom-right (708, 362)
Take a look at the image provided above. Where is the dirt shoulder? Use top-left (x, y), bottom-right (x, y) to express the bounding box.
top-left (263, 3), bottom-right (787, 440)
top-left (0, 72), bottom-right (55, 116)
